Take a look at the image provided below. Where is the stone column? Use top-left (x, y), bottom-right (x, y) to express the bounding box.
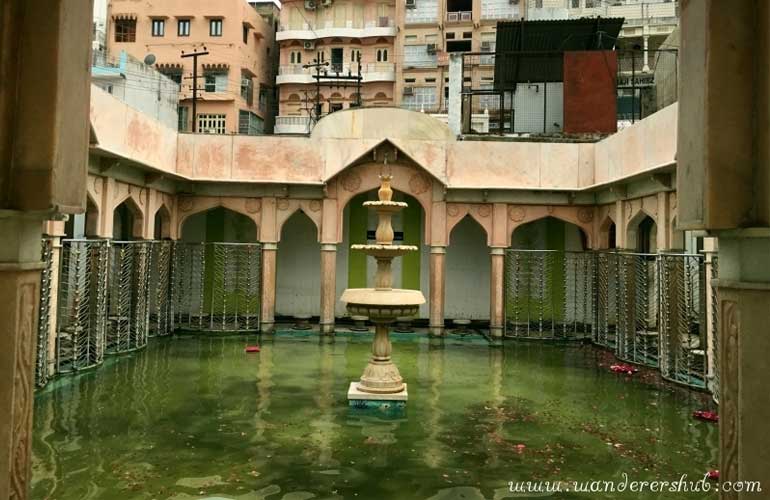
top-left (319, 243), bottom-right (337, 335)
top-left (642, 33), bottom-right (650, 72)
top-left (489, 247), bottom-right (506, 339)
top-left (0, 215), bottom-right (45, 500)
top-left (46, 234), bottom-right (64, 378)
top-left (429, 246), bottom-right (446, 336)
top-left (260, 243), bottom-right (277, 333)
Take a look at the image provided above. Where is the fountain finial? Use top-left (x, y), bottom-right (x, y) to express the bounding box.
top-left (378, 174), bottom-right (393, 202)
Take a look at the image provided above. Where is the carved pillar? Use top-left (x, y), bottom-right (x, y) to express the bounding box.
top-left (489, 247), bottom-right (506, 338)
top-left (260, 243), bottom-right (277, 333)
top-left (429, 246), bottom-right (446, 336)
top-left (0, 216), bottom-right (45, 500)
top-left (319, 243), bottom-right (337, 335)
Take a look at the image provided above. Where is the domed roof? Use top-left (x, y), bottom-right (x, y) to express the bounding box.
top-left (310, 107), bottom-right (456, 143)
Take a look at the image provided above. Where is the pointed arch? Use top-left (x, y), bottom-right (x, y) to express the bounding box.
top-left (446, 204), bottom-right (493, 246)
top-left (85, 192), bottom-right (100, 238)
top-left (506, 206), bottom-right (594, 249)
top-left (276, 209), bottom-right (321, 317)
top-left (511, 216), bottom-right (588, 251)
top-left (275, 199), bottom-right (322, 242)
top-left (180, 206), bottom-right (258, 243)
top-left (153, 204), bottom-right (172, 240)
top-left (626, 208), bottom-right (657, 252)
top-left (446, 215), bottom-right (490, 320)
top-left (598, 214), bottom-right (617, 249)
top-left (113, 196), bottom-right (144, 240)
top-left (176, 197), bottom-right (260, 239)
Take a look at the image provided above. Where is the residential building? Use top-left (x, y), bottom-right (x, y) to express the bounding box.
top-left (107, 0), bottom-right (277, 135)
top-left (274, 0), bottom-right (522, 133)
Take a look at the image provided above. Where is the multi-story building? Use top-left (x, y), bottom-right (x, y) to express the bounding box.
top-left (527, 0), bottom-right (679, 68)
top-left (274, 0), bottom-right (522, 133)
top-left (107, 0), bottom-right (277, 134)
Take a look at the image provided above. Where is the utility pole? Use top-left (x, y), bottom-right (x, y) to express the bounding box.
top-left (181, 47), bottom-right (209, 133)
top-left (302, 58), bottom-right (328, 126)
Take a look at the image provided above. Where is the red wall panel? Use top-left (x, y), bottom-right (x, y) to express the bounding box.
top-left (563, 51), bottom-right (618, 134)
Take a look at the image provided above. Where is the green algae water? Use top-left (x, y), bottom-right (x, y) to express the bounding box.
top-left (32, 334), bottom-right (719, 500)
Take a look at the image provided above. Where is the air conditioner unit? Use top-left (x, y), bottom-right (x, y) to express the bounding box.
top-left (321, 0), bottom-right (333, 7)
top-left (480, 41), bottom-right (491, 51)
top-left (305, 0), bottom-right (317, 9)
top-left (406, 0), bottom-right (416, 8)
top-left (426, 43), bottom-right (437, 54)
top-left (303, 40), bottom-right (315, 50)
top-left (403, 86), bottom-right (414, 95)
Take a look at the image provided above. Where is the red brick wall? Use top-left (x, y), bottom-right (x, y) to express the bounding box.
top-left (563, 51), bottom-right (617, 134)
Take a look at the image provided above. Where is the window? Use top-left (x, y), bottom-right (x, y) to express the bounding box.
top-left (178, 19), bottom-right (190, 36)
top-left (401, 86), bottom-right (437, 111)
top-left (240, 74), bottom-right (253, 104)
top-left (114, 19), bottom-right (136, 42)
top-left (178, 106), bottom-right (189, 132)
top-left (151, 19), bottom-right (165, 37)
top-left (585, 0), bottom-right (596, 7)
top-left (376, 48), bottom-right (388, 62)
top-left (210, 19), bottom-right (223, 36)
top-left (446, 32), bottom-right (456, 39)
top-left (238, 110), bottom-right (264, 135)
top-left (204, 71), bottom-right (228, 92)
top-left (197, 114), bottom-right (227, 134)
top-left (160, 69), bottom-right (182, 86)
top-left (290, 51), bottom-right (302, 64)
top-left (535, 0), bottom-right (543, 7)
top-left (446, 40), bottom-right (472, 52)
top-left (462, 31), bottom-right (472, 39)
top-left (571, 0), bottom-right (580, 8)
top-left (351, 49), bottom-right (361, 63)
top-left (405, 78), bottom-right (416, 83)
top-left (425, 77), bottom-right (436, 82)
top-left (243, 24), bottom-right (249, 44)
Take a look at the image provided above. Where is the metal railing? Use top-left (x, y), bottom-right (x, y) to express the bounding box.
top-left (504, 250), bottom-right (718, 394)
top-left (172, 242), bottom-right (262, 332)
top-left (56, 239), bottom-right (109, 374)
top-left (460, 48), bottom-right (678, 135)
top-left (34, 239), bottom-right (264, 389)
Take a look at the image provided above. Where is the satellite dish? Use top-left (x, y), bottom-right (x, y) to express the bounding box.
top-left (144, 53), bottom-right (157, 66)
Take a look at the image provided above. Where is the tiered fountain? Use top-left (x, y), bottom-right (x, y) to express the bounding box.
top-left (342, 173), bottom-right (425, 406)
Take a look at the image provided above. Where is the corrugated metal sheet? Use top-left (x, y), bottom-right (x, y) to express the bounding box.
top-left (494, 18), bottom-right (624, 87)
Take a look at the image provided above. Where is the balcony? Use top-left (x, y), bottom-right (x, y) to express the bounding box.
top-left (446, 11), bottom-right (472, 23)
top-left (276, 18), bottom-right (396, 41)
top-left (277, 63), bottom-right (396, 85)
top-left (274, 115), bottom-right (311, 134)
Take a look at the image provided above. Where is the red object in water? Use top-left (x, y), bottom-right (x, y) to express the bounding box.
top-left (693, 410), bottom-right (719, 422)
top-left (610, 364), bottom-right (638, 375)
top-left (515, 444), bottom-right (526, 454)
top-left (707, 470), bottom-right (719, 480)
top-left (245, 346), bottom-right (260, 353)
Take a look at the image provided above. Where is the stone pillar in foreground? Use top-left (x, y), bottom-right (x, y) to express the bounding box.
top-left (319, 243), bottom-right (337, 335)
top-left (260, 243), bottom-right (277, 333)
top-left (429, 246), bottom-right (446, 336)
top-left (0, 215), bottom-right (45, 500)
top-left (489, 247), bottom-right (506, 339)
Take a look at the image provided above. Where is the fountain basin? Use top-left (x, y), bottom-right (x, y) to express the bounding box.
top-left (341, 288), bottom-right (425, 320)
top-left (350, 244), bottom-right (418, 259)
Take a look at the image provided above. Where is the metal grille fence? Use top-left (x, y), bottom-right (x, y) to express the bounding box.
top-left (708, 256), bottom-right (719, 402)
top-left (504, 250), bottom-right (595, 340)
top-left (56, 239), bottom-right (109, 373)
top-left (107, 241), bottom-right (152, 353)
top-left (35, 238), bottom-right (55, 387)
top-left (504, 249), bottom-right (717, 394)
top-left (149, 241), bottom-right (174, 337)
top-left (659, 254), bottom-right (708, 389)
top-left (172, 242), bottom-right (262, 332)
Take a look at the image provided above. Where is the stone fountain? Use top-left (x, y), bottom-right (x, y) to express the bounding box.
top-left (342, 173), bottom-right (425, 406)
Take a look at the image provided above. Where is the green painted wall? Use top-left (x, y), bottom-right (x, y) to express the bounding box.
top-left (348, 194), bottom-right (368, 288)
top-left (546, 217), bottom-right (566, 322)
top-left (401, 200), bottom-right (421, 290)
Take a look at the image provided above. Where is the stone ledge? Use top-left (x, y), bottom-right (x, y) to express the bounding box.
top-left (347, 381), bottom-right (408, 401)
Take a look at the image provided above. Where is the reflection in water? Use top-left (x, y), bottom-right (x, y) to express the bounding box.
top-left (32, 335), bottom-right (719, 500)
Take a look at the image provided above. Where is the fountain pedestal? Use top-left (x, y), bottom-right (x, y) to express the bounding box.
top-left (341, 174), bottom-right (425, 408)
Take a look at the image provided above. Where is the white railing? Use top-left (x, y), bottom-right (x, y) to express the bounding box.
top-left (275, 115), bottom-right (311, 134)
top-left (480, 8), bottom-right (520, 20)
top-left (278, 63), bottom-right (395, 82)
top-left (430, 112), bottom-right (490, 134)
top-left (405, 13), bottom-right (439, 24)
top-left (446, 11), bottom-right (472, 22)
